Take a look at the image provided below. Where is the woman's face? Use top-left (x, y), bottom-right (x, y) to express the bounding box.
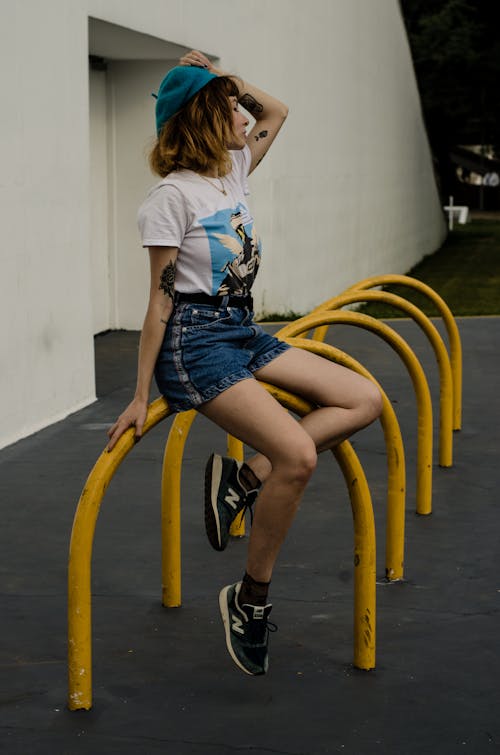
top-left (227, 96), bottom-right (249, 150)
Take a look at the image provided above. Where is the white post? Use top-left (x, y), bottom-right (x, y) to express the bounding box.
top-left (448, 195), bottom-right (454, 231)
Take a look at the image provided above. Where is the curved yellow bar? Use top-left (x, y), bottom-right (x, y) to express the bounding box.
top-left (342, 275), bottom-right (462, 431)
top-left (306, 290), bottom-right (453, 467)
top-left (161, 410), bottom-right (197, 607)
top-left (67, 397), bottom-right (171, 711)
top-left (285, 337), bottom-right (406, 581)
top-left (160, 409), bottom-right (244, 608)
top-left (68, 383), bottom-right (377, 710)
top-left (161, 384), bottom-right (376, 671)
top-left (249, 383), bottom-right (376, 670)
top-left (332, 443), bottom-right (376, 669)
top-left (227, 436), bottom-right (246, 537)
top-left (278, 311), bottom-right (434, 517)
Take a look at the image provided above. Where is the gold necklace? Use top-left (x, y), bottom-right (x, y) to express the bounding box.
top-left (198, 174), bottom-right (227, 195)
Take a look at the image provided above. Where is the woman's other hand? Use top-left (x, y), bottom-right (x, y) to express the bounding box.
top-left (106, 397), bottom-right (149, 452)
top-left (179, 50), bottom-right (214, 71)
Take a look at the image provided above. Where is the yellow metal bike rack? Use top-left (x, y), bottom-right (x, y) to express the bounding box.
top-left (68, 277), bottom-right (460, 709)
top-left (340, 275), bottom-right (462, 431)
top-left (304, 290), bottom-right (453, 468)
top-left (68, 386), bottom-right (376, 710)
top-left (283, 337), bottom-right (406, 581)
top-left (277, 311), bottom-right (434, 517)
top-left (224, 277), bottom-right (454, 536)
top-left (68, 397), bottom-right (170, 712)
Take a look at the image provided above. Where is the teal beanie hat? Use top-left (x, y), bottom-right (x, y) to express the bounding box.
top-left (155, 65), bottom-right (218, 134)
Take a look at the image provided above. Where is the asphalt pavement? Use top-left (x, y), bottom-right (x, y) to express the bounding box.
top-left (1, 317), bottom-right (499, 755)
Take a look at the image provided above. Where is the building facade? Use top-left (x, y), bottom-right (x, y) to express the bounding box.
top-left (0, 0), bottom-right (445, 448)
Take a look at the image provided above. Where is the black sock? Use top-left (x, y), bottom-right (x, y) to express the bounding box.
top-left (239, 571), bottom-right (270, 606)
top-left (239, 463), bottom-right (261, 492)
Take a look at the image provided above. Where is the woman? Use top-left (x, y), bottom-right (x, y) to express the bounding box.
top-left (107, 50), bottom-right (382, 676)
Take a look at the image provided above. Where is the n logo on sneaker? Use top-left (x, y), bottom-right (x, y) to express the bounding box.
top-left (252, 606), bottom-right (265, 620)
top-left (224, 487), bottom-right (241, 510)
top-left (231, 612), bottom-right (244, 635)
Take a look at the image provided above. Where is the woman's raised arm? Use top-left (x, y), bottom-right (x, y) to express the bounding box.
top-left (179, 50), bottom-right (288, 173)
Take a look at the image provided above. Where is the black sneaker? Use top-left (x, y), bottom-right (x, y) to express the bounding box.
top-left (204, 454), bottom-right (259, 551)
top-left (219, 582), bottom-right (276, 675)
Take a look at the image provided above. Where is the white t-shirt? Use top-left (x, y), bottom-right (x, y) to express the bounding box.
top-left (137, 145), bottom-right (261, 296)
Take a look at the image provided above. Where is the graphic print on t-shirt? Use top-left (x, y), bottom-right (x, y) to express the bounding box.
top-left (198, 202), bottom-right (261, 296)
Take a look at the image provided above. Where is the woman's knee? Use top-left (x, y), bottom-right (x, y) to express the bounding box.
top-left (362, 381), bottom-right (383, 423)
top-left (274, 435), bottom-right (317, 485)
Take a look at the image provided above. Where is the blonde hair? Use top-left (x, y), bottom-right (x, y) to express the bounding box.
top-left (149, 76), bottom-right (241, 178)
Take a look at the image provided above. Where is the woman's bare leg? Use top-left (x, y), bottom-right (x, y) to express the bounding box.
top-left (201, 357), bottom-right (381, 675)
top-left (199, 378), bottom-right (317, 582)
top-left (245, 347), bottom-right (383, 483)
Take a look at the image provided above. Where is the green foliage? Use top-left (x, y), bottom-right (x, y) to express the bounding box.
top-left (255, 310), bottom-right (304, 323)
top-left (400, 0), bottom-right (500, 151)
top-left (257, 220), bottom-right (500, 323)
top-left (358, 219), bottom-right (500, 317)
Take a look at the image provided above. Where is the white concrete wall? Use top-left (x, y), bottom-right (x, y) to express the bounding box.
top-left (0, 1), bottom-right (96, 448)
top-left (105, 60), bottom-right (178, 330)
top-left (89, 67), bottom-right (111, 333)
top-left (0, 0), bottom-right (445, 449)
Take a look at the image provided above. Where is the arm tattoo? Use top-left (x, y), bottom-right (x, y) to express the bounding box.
top-left (159, 260), bottom-right (176, 300)
top-left (238, 93), bottom-right (263, 115)
top-left (254, 130), bottom-right (268, 142)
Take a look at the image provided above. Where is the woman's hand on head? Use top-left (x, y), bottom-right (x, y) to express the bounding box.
top-left (179, 50), bottom-right (215, 72)
top-left (106, 397), bottom-right (149, 452)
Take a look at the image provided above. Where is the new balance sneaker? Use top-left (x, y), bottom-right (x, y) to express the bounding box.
top-left (204, 454), bottom-right (259, 551)
top-left (219, 582), bottom-right (276, 675)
